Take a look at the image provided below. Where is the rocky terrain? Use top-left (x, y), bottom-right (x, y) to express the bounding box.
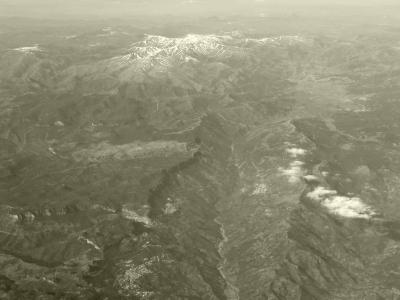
top-left (1, 15), bottom-right (400, 299)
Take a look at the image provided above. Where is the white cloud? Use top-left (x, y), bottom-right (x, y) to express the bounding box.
top-left (279, 161), bottom-right (305, 183)
top-left (303, 174), bottom-right (319, 181)
top-left (322, 196), bottom-right (374, 219)
top-left (291, 160), bottom-right (305, 167)
top-left (307, 186), bottom-right (375, 219)
top-left (286, 148), bottom-right (307, 158)
top-left (307, 186), bottom-right (337, 200)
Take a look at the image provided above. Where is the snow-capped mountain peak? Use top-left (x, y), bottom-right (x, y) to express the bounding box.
top-left (129, 34), bottom-right (232, 60)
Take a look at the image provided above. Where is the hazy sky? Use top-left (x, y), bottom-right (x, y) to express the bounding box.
top-left (0, 0), bottom-right (398, 18)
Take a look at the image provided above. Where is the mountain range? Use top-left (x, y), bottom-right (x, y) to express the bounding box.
top-left (1, 16), bottom-right (400, 299)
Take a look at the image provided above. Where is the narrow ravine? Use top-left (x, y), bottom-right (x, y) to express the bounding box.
top-left (215, 217), bottom-right (240, 300)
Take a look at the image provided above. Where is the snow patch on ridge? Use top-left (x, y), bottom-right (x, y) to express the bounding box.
top-left (122, 207), bottom-right (152, 226)
top-left (13, 45), bottom-right (42, 53)
top-left (246, 35), bottom-right (307, 45)
top-left (79, 237), bottom-right (101, 251)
